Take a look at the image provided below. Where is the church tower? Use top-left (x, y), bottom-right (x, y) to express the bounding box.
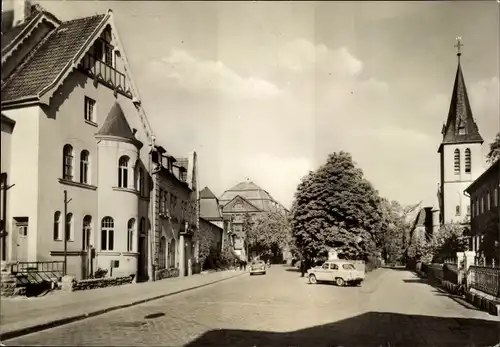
top-left (438, 38), bottom-right (484, 225)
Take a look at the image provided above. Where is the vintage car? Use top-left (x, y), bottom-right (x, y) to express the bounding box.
top-left (307, 260), bottom-right (364, 286)
top-left (249, 260), bottom-right (267, 275)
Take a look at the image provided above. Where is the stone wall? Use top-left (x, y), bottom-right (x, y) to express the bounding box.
top-left (1, 270), bottom-right (25, 297)
top-left (62, 275), bottom-right (134, 292)
top-left (154, 267), bottom-right (179, 281)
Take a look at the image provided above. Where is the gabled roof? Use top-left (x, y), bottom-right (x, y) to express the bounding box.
top-left (465, 159), bottom-right (500, 194)
top-left (200, 187), bottom-right (217, 199)
top-left (439, 54), bottom-right (483, 151)
top-left (219, 179), bottom-right (283, 211)
top-left (222, 194), bottom-right (261, 213)
top-left (96, 102), bottom-right (142, 147)
top-left (1, 13), bottom-right (106, 102)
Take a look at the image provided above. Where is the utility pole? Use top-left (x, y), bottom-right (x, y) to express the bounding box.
top-left (63, 190), bottom-right (72, 276)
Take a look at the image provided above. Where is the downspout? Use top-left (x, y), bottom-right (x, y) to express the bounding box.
top-left (148, 136), bottom-right (156, 281)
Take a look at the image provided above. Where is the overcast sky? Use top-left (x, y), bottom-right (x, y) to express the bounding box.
top-left (9, 1), bottom-right (499, 209)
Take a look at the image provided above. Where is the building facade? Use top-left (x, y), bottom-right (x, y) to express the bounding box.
top-left (199, 186), bottom-right (229, 253)
top-left (219, 180), bottom-right (288, 261)
top-left (437, 48), bottom-right (485, 226)
top-left (150, 145), bottom-right (199, 279)
top-left (0, 3), bottom-right (155, 280)
top-left (464, 159), bottom-right (500, 264)
top-left (1, 114), bottom-right (16, 262)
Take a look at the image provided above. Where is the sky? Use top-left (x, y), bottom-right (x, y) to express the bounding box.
top-left (7, 1), bottom-right (500, 209)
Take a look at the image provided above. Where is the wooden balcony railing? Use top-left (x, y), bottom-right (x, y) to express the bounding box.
top-left (467, 265), bottom-right (500, 298)
top-left (79, 54), bottom-right (132, 97)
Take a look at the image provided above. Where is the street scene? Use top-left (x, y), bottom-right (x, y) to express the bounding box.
top-left (4, 266), bottom-right (500, 346)
top-left (1, 0), bottom-right (500, 346)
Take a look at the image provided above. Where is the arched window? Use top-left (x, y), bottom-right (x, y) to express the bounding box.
top-left (118, 156), bottom-right (129, 188)
top-left (127, 218), bottom-right (135, 252)
top-left (453, 149), bottom-right (460, 175)
top-left (82, 215), bottom-right (92, 250)
top-left (465, 148), bottom-right (471, 174)
top-left (168, 239), bottom-right (176, 268)
top-left (63, 144), bottom-right (74, 180)
top-left (65, 213), bottom-right (73, 241)
top-left (159, 236), bottom-right (167, 269)
top-left (101, 217), bottom-right (114, 251)
top-left (53, 211), bottom-right (61, 240)
top-left (80, 150), bottom-right (90, 184)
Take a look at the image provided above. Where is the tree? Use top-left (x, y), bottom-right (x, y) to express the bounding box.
top-left (430, 221), bottom-right (469, 262)
top-left (245, 211), bottom-right (292, 260)
top-left (487, 132), bottom-right (500, 164)
top-left (378, 198), bottom-right (421, 264)
top-left (290, 151), bottom-right (385, 263)
top-left (242, 212), bottom-right (254, 260)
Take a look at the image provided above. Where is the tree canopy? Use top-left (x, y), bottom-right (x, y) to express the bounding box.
top-left (487, 132), bottom-right (500, 164)
top-left (290, 151), bottom-right (384, 260)
top-left (245, 211), bottom-right (292, 258)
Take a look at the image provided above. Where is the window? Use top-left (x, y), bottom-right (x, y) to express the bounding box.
top-left (458, 126), bottom-right (466, 135)
top-left (53, 211), bottom-right (61, 240)
top-left (101, 217), bottom-right (114, 251)
top-left (80, 150), bottom-right (90, 184)
top-left (84, 97), bottom-right (96, 122)
top-left (118, 156), bottom-right (129, 188)
top-left (453, 149), bottom-right (460, 175)
top-left (330, 264), bottom-right (339, 270)
top-left (139, 168), bottom-right (144, 196)
top-left (63, 144), bottom-right (74, 180)
top-left (159, 190), bottom-right (165, 213)
top-left (486, 191), bottom-right (491, 211)
top-left (17, 220), bottom-right (28, 237)
top-left (480, 195), bottom-right (484, 214)
top-left (127, 218), bottom-right (135, 252)
top-left (465, 148), bottom-right (471, 173)
top-left (159, 236), bottom-right (167, 269)
top-left (322, 263), bottom-right (329, 270)
top-left (475, 198), bottom-right (479, 216)
top-left (455, 205), bottom-right (460, 216)
top-left (494, 187), bottom-right (498, 207)
top-left (168, 239), bottom-right (176, 268)
top-left (65, 213), bottom-right (73, 241)
top-left (82, 215), bottom-right (92, 250)
top-left (342, 264), bottom-right (356, 270)
top-left (466, 205), bottom-right (470, 216)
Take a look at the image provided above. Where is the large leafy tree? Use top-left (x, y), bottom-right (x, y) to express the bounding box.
top-left (430, 221), bottom-right (469, 261)
top-left (487, 132), bottom-right (500, 164)
top-left (291, 151), bottom-right (384, 261)
top-left (378, 198), bottom-right (421, 264)
top-left (245, 211), bottom-right (292, 258)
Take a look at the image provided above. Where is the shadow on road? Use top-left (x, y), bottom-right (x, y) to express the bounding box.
top-left (285, 268), bottom-right (300, 272)
top-left (185, 311), bottom-right (500, 347)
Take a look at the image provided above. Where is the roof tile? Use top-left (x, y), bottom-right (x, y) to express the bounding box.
top-left (2, 13), bottom-right (105, 102)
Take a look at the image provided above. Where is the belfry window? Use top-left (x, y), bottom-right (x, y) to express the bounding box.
top-left (454, 149), bottom-right (460, 175)
top-left (464, 148), bottom-right (471, 173)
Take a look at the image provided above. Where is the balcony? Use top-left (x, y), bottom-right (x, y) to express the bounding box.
top-left (79, 54), bottom-right (132, 98)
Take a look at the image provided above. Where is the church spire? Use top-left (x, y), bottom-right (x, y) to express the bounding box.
top-left (439, 37), bottom-right (483, 151)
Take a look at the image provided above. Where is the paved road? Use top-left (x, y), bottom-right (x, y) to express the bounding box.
top-left (4, 267), bottom-right (500, 346)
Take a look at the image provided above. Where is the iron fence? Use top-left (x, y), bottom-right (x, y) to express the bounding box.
top-left (11, 261), bottom-right (64, 285)
top-left (467, 265), bottom-right (500, 298)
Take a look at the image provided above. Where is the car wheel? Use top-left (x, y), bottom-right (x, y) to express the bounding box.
top-left (309, 274), bottom-right (317, 284)
top-left (335, 277), bottom-right (345, 287)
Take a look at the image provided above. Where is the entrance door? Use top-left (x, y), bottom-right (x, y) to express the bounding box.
top-left (14, 217), bottom-right (28, 262)
top-left (138, 236), bottom-right (146, 281)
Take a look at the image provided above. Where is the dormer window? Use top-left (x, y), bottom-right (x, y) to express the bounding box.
top-left (458, 126), bottom-right (466, 135)
top-left (93, 27), bottom-right (114, 67)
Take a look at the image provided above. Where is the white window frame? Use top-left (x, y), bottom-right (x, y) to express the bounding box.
top-left (101, 217), bottom-right (114, 251)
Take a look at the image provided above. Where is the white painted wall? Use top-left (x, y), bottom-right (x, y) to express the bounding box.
top-left (441, 142), bottom-right (484, 223)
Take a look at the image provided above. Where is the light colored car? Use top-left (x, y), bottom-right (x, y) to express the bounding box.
top-left (249, 260), bottom-right (266, 275)
top-left (307, 260), bottom-right (365, 286)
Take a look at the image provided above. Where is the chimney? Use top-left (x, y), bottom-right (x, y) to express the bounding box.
top-left (13, 0), bottom-right (31, 26)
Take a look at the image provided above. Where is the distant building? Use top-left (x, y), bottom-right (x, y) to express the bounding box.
top-left (436, 45), bottom-right (485, 226)
top-left (219, 179), bottom-right (288, 261)
top-left (464, 159), bottom-right (500, 264)
top-left (150, 145), bottom-right (199, 279)
top-left (199, 187), bottom-right (230, 252)
top-left (0, 2), bottom-right (154, 280)
top-left (410, 207), bottom-right (435, 243)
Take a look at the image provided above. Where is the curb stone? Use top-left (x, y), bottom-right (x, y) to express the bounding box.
top-left (1, 271), bottom-right (246, 342)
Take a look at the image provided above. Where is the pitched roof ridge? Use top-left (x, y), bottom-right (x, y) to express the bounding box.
top-left (1, 27), bottom-right (57, 92)
top-left (62, 12), bottom-right (106, 25)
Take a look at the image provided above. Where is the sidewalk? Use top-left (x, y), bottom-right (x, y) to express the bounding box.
top-left (0, 269), bottom-right (246, 340)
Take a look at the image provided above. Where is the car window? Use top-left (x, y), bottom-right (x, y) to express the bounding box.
top-left (321, 263), bottom-right (329, 269)
top-left (342, 264), bottom-right (355, 270)
top-left (330, 264), bottom-right (339, 270)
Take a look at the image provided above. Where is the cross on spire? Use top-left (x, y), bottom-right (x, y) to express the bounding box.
top-left (454, 37), bottom-right (463, 58)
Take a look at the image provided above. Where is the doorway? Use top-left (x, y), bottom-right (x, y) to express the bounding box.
top-left (138, 235), bottom-right (146, 281)
top-left (14, 217), bottom-right (28, 262)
